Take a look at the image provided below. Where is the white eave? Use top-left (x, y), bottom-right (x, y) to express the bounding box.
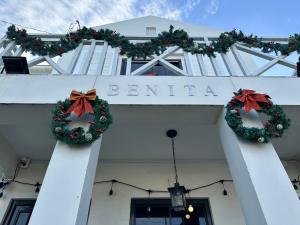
top-left (92, 15), bottom-right (224, 38)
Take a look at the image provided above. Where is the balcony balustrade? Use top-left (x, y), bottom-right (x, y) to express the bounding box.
top-left (0, 34), bottom-right (298, 77)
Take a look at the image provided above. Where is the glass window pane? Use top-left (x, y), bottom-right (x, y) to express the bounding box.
top-left (131, 60), bottom-right (182, 76)
top-left (131, 199), bottom-right (212, 225)
top-left (16, 212), bottom-right (31, 225)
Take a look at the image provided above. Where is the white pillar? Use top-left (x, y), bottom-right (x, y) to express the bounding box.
top-left (28, 138), bottom-right (102, 225)
top-left (0, 135), bottom-right (17, 177)
top-left (218, 108), bottom-right (300, 225)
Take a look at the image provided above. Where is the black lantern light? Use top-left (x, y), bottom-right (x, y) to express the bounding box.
top-left (166, 129), bottom-right (187, 211)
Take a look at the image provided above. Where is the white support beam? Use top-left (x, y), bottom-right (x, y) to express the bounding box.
top-left (251, 55), bottom-right (287, 76)
top-left (116, 56), bottom-right (123, 76)
top-left (196, 54), bottom-right (207, 76)
top-left (131, 46), bottom-right (180, 76)
top-left (28, 56), bottom-right (46, 67)
top-left (183, 52), bottom-right (194, 76)
top-left (96, 42), bottom-right (108, 76)
top-left (45, 56), bottom-right (67, 74)
top-left (221, 53), bottom-right (238, 76)
top-left (110, 48), bottom-right (119, 75)
top-left (218, 108), bottom-right (300, 225)
top-left (126, 57), bottom-right (132, 76)
top-left (66, 43), bottom-right (83, 74)
top-left (231, 45), bottom-right (251, 75)
top-left (181, 56), bottom-right (187, 73)
top-left (0, 36), bottom-right (7, 49)
top-left (131, 58), bottom-right (158, 75)
top-left (209, 56), bottom-right (222, 76)
top-left (0, 41), bottom-right (16, 65)
top-left (28, 138), bottom-right (102, 225)
top-left (14, 47), bottom-right (24, 56)
top-left (204, 37), bottom-right (222, 76)
top-left (235, 43), bottom-right (296, 70)
top-left (159, 58), bottom-right (187, 76)
top-left (81, 40), bottom-right (96, 75)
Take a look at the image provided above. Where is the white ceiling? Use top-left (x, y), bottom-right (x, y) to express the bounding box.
top-left (0, 104), bottom-right (299, 162)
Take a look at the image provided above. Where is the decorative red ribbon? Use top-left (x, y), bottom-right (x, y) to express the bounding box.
top-left (65, 89), bottom-right (96, 117)
top-left (233, 89), bottom-right (270, 113)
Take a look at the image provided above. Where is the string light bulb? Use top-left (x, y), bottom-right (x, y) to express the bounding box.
top-left (188, 204), bottom-right (194, 212)
top-left (35, 182), bottom-right (40, 193)
top-left (185, 214), bottom-right (190, 220)
top-left (109, 180), bottom-right (116, 196)
top-left (147, 190), bottom-right (152, 213)
top-left (220, 180), bottom-right (228, 196)
top-left (292, 179), bottom-right (298, 190)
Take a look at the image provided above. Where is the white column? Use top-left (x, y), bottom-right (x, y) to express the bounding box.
top-left (0, 135), bottom-right (17, 177)
top-left (218, 108), bottom-right (300, 225)
top-left (28, 138), bottom-right (102, 225)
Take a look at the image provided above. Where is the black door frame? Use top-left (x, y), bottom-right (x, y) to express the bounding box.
top-left (1, 198), bottom-right (36, 225)
top-left (130, 198), bottom-right (213, 225)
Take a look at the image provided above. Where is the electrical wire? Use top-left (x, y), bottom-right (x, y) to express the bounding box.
top-left (0, 19), bottom-right (52, 34)
top-left (2, 164), bottom-right (300, 196)
top-left (171, 138), bottom-right (179, 184)
top-left (94, 179), bottom-right (168, 193)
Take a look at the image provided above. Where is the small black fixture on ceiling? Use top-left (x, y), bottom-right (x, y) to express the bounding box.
top-left (1, 56), bottom-right (29, 74)
top-left (166, 129), bottom-right (187, 212)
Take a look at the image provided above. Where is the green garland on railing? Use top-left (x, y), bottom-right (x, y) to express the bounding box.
top-left (6, 24), bottom-right (300, 59)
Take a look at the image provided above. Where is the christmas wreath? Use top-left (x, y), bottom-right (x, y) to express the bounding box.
top-left (51, 89), bottom-right (112, 145)
top-left (225, 89), bottom-right (290, 143)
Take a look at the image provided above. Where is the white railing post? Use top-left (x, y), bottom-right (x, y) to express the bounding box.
top-left (0, 41), bottom-right (16, 66)
top-left (196, 54), bottom-right (207, 76)
top-left (230, 45), bottom-right (251, 76)
top-left (67, 43), bottom-right (83, 74)
top-left (95, 42), bottom-right (108, 76)
top-left (125, 57), bottom-right (132, 76)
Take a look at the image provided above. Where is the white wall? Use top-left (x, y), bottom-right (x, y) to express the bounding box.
top-left (1, 76), bottom-right (300, 105)
top-left (91, 161), bottom-right (245, 225)
top-left (0, 135), bottom-right (17, 177)
top-left (0, 160), bottom-right (299, 225)
top-left (0, 161), bottom-right (47, 221)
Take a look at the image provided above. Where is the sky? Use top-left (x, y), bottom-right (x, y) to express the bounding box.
top-left (0, 0), bottom-right (299, 37)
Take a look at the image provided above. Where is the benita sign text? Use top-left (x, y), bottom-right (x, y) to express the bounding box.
top-left (107, 84), bottom-right (218, 97)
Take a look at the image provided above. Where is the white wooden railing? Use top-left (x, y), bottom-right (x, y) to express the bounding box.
top-left (0, 34), bottom-right (297, 77)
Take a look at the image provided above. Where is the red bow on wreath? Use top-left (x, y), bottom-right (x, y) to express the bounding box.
top-left (65, 89), bottom-right (97, 117)
top-left (233, 89), bottom-right (270, 113)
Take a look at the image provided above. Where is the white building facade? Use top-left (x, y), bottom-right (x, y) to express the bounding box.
top-left (0, 16), bottom-right (299, 225)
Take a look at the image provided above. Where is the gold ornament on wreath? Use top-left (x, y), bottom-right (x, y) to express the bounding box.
top-left (225, 89), bottom-right (290, 143)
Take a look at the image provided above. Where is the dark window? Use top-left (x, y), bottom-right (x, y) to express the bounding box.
top-left (120, 58), bottom-right (128, 75)
top-left (120, 60), bottom-right (182, 76)
top-left (130, 198), bottom-right (213, 225)
top-left (1, 199), bottom-right (35, 225)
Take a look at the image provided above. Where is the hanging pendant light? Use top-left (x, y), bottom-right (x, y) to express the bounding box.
top-left (166, 129), bottom-right (187, 212)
